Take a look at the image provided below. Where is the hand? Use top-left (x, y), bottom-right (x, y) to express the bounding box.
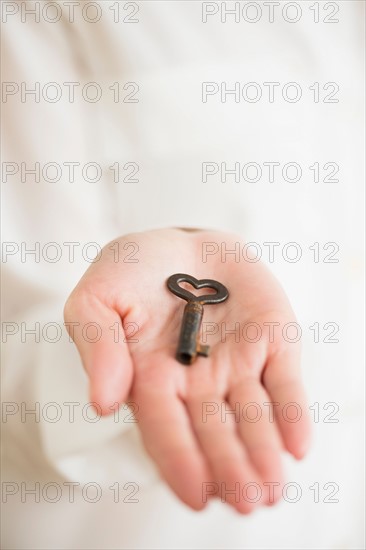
top-left (64, 228), bottom-right (311, 514)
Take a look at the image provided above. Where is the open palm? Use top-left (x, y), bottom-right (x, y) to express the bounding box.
top-left (64, 228), bottom-right (311, 514)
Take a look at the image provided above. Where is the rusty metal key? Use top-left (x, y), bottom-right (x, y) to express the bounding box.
top-left (167, 273), bottom-right (229, 365)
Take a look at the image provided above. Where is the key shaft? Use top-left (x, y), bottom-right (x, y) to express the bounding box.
top-left (176, 301), bottom-right (209, 365)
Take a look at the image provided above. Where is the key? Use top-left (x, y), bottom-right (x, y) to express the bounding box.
top-left (167, 273), bottom-right (229, 365)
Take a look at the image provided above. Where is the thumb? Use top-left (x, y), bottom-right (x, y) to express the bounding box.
top-left (64, 292), bottom-right (134, 415)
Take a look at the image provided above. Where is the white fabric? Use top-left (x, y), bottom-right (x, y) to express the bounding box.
top-left (1, 1), bottom-right (364, 548)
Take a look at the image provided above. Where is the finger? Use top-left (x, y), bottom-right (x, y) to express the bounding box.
top-left (187, 391), bottom-right (262, 515)
top-left (64, 292), bottom-right (134, 414)
top-left (134, 380), bottom-right (210, 511)
top-left (262, 349), bottom-right (312, 460)
top-left (228, 378), bottom-right (284, 505)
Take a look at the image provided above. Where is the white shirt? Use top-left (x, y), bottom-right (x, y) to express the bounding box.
top-left (2, 1), bottom-right (364, 548)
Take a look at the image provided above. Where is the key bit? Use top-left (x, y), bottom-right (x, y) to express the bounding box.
top-left (167, 273), bottom-right (229, 365)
